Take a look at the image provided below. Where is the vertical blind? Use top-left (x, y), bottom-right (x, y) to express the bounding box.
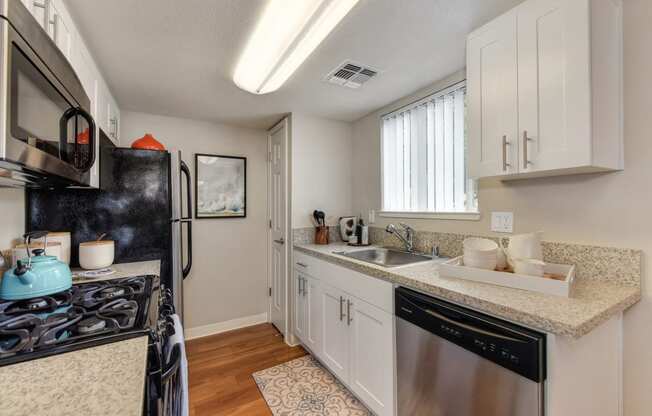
top-left (382, 82), bottom-right (476, 212)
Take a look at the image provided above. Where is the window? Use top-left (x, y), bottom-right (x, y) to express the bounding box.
top-left (381, 81), bottom-right (477, 217)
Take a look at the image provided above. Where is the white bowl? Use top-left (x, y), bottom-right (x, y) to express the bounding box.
top-left (463, 254), bottom-right (497, 270)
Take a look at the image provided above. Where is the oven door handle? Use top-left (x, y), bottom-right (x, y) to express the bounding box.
top-left (162, 343), bottom-right (181, 384)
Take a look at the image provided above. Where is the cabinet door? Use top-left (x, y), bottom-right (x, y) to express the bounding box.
top-left (467, 10), bottom-right (519, 178)
top-left (293, 272), bottom-right (306, 342)
top-left (348, 296), bottom-right (394, 416)
top-left (304, 276), bottom-right (321, 355)
top-left (320, 284), bottom-right (349, 381)
top-left (49, 1), bottom-right (72, 60)
top-left (517, 0), bottom-right (591, 172)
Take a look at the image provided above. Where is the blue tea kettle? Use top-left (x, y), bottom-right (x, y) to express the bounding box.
top-left (1, 231), bottom-right (72, 300)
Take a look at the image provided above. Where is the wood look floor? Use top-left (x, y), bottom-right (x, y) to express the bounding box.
top-left (186, 323), bottom-right (306, 416)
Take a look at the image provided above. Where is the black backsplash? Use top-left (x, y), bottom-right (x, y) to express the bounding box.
top-left (26, 137), bottom-right (172, 284)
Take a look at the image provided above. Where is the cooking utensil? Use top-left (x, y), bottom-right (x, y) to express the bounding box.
top-left (1, 231), bottom-right (72, 300)
top-left (313, 211), bottom-right (321, 227)
top-left (79, 234), bottom-right (115, 270)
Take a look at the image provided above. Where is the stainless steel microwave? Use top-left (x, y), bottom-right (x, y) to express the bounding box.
top-left (0, 0), bottom-right (96, 187)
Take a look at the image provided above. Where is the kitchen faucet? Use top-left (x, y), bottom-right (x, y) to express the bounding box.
top-left (386, 223), bottom-right (415, 252)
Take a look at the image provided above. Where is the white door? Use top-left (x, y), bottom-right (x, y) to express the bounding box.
top-left (304, 275), bottom-right (321, 354)
top-left (468, 10), bottom-right (519, 178)
top-left (517, 0), bottom-right (591, 172)
top-left (348, 296), bottom-right (394, 416)
top-left (293, 271), bottom-right (306, 341)
top-left (269, 118), bottom-right (288, 335)
top-left (321, 284), bottom-right (349, 381)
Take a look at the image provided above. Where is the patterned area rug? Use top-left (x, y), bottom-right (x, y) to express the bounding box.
top-left (253, 355), bottom-right (371, 415)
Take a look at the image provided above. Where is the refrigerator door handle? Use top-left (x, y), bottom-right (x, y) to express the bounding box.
top-left (180, 160), bottom-right (192, 220)
top-left (181, 219), bottom-right (192, 279)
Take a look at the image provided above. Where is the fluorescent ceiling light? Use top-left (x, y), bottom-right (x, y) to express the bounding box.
top-left (233, 0), bottom-right (360, 95)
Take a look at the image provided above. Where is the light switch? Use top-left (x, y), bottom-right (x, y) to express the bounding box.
top-left (491, 212), bottom-right (513, 233)
top-left (368, 209), bottom-right (376, 224)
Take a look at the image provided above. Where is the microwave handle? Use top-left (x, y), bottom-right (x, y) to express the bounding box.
top-left (60, 107), bottom-right (96, 173)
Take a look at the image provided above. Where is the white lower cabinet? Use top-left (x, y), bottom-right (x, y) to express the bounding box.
top-left (320, 283), bottom-right (350, 381)
top-left (294, 270), bottom-right (322, 356)
top-left (293, 254), bottom-right (395, 416)
top-left (348, 297), bottom-right (394, 416)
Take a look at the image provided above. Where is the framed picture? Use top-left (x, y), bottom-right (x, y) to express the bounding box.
top-left (195, 154), bottom-right (246, 219)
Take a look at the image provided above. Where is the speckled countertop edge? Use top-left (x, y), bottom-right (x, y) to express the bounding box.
top-left (72, 260), bottom-right (161, 283)
top-left (0, 336), bottom-right (149, 416)
top-left (294, 243), bottom-right (641, 339)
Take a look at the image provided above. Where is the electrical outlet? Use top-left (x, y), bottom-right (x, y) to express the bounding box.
top-left (491, 212), bottom-right (513, 233)
top-left (368, 209), bottom-right (376, 224)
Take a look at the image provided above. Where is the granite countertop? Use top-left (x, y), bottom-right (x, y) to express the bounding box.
top-left (0, 336), bottom-right (149, 416)
top-left (294, 243), bottom-right (641, 339)
top-left (72, 260), bottom-right (161, 283)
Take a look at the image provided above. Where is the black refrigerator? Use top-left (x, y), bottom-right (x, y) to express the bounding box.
top-left (26, 139), bottom-right (193, 323)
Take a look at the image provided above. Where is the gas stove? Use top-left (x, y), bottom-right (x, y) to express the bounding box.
top-left (0, 275), bottom-right (161, 367)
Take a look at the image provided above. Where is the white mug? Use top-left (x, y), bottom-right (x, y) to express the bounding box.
top-left (508, 232), bottom-right (543, 265)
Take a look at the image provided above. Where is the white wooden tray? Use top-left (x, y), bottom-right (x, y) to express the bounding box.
top-left (439, 256), bottom-right (576, 297)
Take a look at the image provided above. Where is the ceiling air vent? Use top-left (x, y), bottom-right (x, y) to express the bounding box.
top-left (325, 61), bottom-right (379, 89)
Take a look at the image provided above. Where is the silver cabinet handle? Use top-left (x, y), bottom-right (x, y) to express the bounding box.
top-left (33, 0), bottom-right (48, 29)
top-left (302, 278), bottom-right (307, 297)
top-left (273, 238), bottom-right (285, 245)
top-left (297, 276), bottom-right (302, 295)
top-left (502, 135), bottom-right (510, 172)
top-left (49, 11), bottom-right (58, 44)
top-left (347, 299), bottom-right (353, 326)
top-left (339, 296), bottom-right (345, 321)
top-left (296, 262), bottom-right (307, 268)
top-left (523, 130), bottom-right (533, 169)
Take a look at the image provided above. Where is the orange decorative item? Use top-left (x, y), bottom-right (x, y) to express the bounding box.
top-left (77, 128), bottom-right (90, 145)
top-left (131, 133), bottom-right (165, 151)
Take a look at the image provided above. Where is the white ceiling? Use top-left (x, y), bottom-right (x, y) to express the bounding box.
top-left (65, 0), bottom-right (523, 129)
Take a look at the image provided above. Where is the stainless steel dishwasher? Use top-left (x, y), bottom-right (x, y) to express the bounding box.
top-left (395, 287), bottom-right (546, 416)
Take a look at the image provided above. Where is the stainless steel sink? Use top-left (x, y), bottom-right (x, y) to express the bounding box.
top-left (335, 248), bottom-right (448, 268)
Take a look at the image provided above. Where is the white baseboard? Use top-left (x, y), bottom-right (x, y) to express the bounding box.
top-left (185, 312), bottom-right (269, 340)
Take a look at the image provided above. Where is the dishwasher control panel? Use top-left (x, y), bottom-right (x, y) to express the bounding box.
top-left (396, 287), bottom-right (546, 382)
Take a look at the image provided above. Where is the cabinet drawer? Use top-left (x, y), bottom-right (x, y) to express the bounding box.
top-left (293, 250), bottom-right (393, 313)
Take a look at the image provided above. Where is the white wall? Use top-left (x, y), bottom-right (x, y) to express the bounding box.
top-left (351, 1), bottom-right (651, 414)
top-left (291, 113), bottom-right (354, 228)
top-left (121, 111), bottom-right (268, 332)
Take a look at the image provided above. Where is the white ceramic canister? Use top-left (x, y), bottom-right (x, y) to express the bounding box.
top-left (35, 232), bottom-right (71, 265)
top-left (79, 240), bottom-right (115, 270)
top-left (12, 242), bottom-right (62, 266)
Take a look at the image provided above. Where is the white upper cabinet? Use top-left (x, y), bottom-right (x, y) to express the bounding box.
top-left (468, 10), bottom-right (519, 178)
top-left (468, 0), bottom-right (623, 180)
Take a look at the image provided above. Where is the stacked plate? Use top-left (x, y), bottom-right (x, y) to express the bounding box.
top-left (463, 238), bottom-right (498, 270)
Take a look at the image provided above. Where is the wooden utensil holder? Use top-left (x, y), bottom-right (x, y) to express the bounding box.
top-left (315, 226), bottom-right (329, 245)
